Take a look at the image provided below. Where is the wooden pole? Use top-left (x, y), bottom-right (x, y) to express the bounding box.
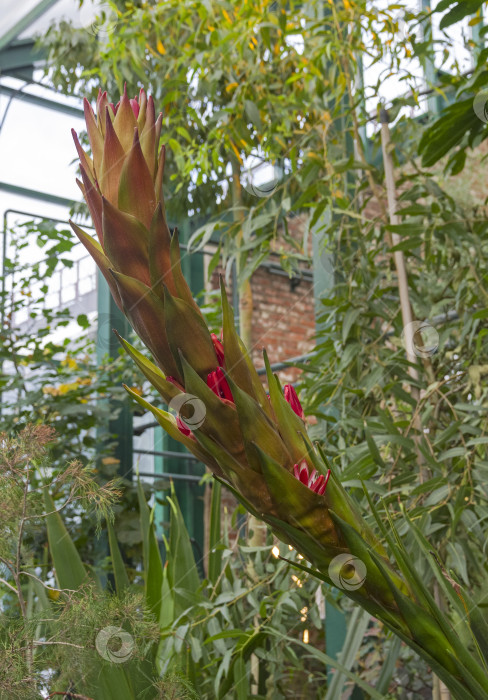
top-left (380, 109), bottom-right (449, 700)
top-left (379, 109), bottom-right (420, 395)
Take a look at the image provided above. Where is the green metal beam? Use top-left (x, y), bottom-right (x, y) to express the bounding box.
top-left (0, 39), bottom-right (44, 74)
top-left (0, 84), bottom-right (84, 118)
top-left (0, 0), bottom-right (60, 52)
top-left (0, 181), bottom-right (75, 208)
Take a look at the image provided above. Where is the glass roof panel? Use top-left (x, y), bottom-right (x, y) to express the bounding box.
top-left (18, 0), bottom-right (92, 39)
top-left (2, 0), bottom-right (43, 38)
top-left (1, 0), bottom-right (102, 44)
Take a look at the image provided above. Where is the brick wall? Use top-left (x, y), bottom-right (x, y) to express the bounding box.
top-left (206, 212), bottom-right (316, 382)
top-left (248, 266), bottom-right (315, 383)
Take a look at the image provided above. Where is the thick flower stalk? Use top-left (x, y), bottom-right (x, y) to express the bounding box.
top-left (71, 88), bottom-right (488, 700)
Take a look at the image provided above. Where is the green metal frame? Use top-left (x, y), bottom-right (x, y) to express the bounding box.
top-left (0, 0), bottom-right (60, 52)
top-left (155, 217), bottom-right (207, 563)
top-left (0, 84), bottom-right (84, 118)
top-left (96, 271), bottom-right (133, 479)
top-left (0, 181), bottom-right (76, 207)
top-left (0, 39), bottom-right (43, 77)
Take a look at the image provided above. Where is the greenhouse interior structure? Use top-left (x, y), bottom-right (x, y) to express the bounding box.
top-left (1, 1), bottom-right (488, 699)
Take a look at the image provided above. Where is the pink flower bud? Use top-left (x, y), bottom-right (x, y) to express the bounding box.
top-left (207, 367), bottom-right (233, 402)
top-left (166, 376), bottom-right (185, 391)
top-left (284, 384), bottom-right (305, 419)
top-left (176, 415), bottom-right (191, 437)
top-left (293, 459), bottom-right (330, 496)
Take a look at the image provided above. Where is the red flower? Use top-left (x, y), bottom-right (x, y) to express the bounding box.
top-left (211, 332), bottom-right (225, 366)
top-left (176, 415), bottom-right (192, 437)
top-left (293, 460), bottom-right (330, 496)
top-left (284, 384), bottom-right (305, 419)
top-left (207, 367), bottom-right (233, 402)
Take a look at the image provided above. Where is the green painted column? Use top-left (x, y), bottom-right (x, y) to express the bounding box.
top-left (154, 220), bottom-right (206, 568)
top-left (421, 0), bottom-right (439, 115)
top-left (94, 271), bottom-right (133, 586)
top-left (325, 601), bottom-right (347, 680)
top-left (96, 270), bottom-right (133, 479)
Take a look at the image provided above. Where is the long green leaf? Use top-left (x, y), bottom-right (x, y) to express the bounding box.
top-left (376, 636), bottom-right (402, 694)
top-left (107, 520), bottom-right (130, 596)
top-left (167, 487), bottom-right (201, 616)
top-left (324, 607), bottom-right (371, 700)
top-left (43, 488), bottom-right (88, 590)
top-left (137, 477), bottom-right (164, 618)
top-left (268, 629), bottom-right (388, 700)
top-left (208, 481), bottom-right (222, 583)
top-left (43, 491), bottom-right (136, 700)
top-left (233, 654), bottom-right (248, 700)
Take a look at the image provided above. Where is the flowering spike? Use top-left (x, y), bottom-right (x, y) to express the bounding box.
top-left (71, 128), bottom-right (95, 183)
top-left (117, 128), bottom-right (155, 228)
top-left (114, 84), bottom-right (137, 151)
top-left (82, 98), bottom-right (100, 158)
top-left (284, 384), bottom-right (305, 420)
top-left (96, 90), bottom-right (109, 134)
top-left (101, 196), bottom-right (150, 285)
top-left (99, 107), bottom-right (125, 205)
top-left (70, 89), bottom-right (486, 695)
top-left (137, 88), bottom-right (147, 129)
top-left (79, 164), bottom-right (103, 244)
